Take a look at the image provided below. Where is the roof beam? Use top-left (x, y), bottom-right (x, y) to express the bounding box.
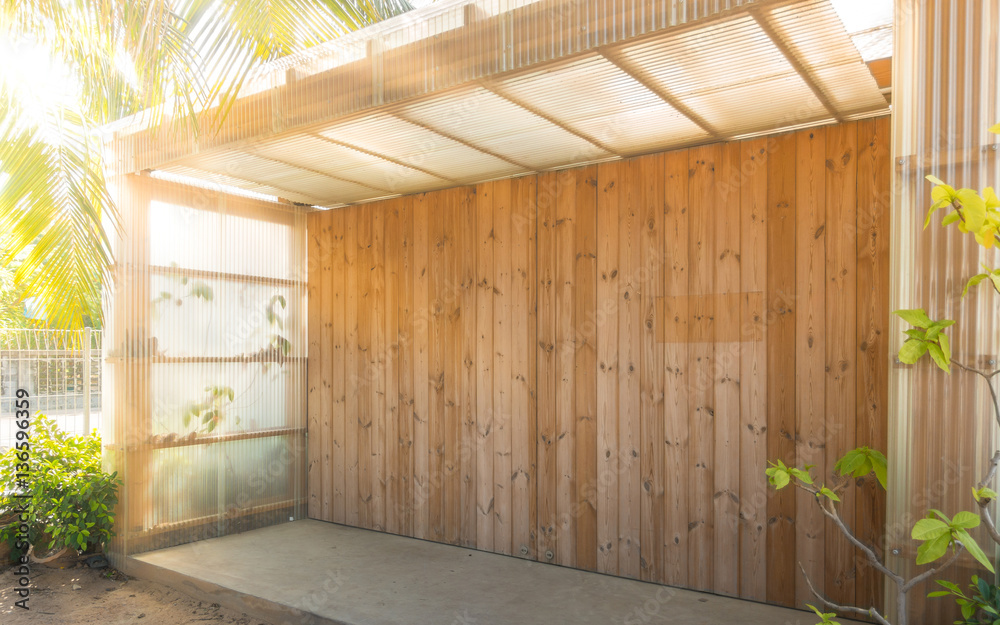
top-left (599, 49), bottom-right (725, 141)
top-left (310, 133), bottom-right (459, 186)
top-left (160, 166), bottom-right (329, 206)
top-left (391, 111), bottom-right (535, 172)
top-left (751, 7), bottom-right (845, 122)
top-left (479, 81), bottom-right (622, 157)
top-left (247, 151), bottom-right (395, 195)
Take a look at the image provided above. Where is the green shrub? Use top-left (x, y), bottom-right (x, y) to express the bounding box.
top-left (930, 576), bottom-right (1000, 624)
top-left (0, 415), bottom-right (120, 559)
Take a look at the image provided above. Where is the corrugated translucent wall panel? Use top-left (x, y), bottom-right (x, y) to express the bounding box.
top-left (102, 174), bottom-right (308, 567)
top-left (890, 1), bottom-right (1000, 622)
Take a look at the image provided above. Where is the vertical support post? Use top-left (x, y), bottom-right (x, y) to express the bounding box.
top-left (83, 326), bottom-right (92, 434)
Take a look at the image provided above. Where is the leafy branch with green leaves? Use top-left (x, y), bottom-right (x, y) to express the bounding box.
top-left (767, 448), bottom-right (986, 625)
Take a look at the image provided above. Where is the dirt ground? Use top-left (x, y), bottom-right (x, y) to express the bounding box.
top-left (0, 562), bottom-right (276, 625)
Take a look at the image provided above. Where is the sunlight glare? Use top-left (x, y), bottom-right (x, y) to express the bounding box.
top-left (0, 38), bottom-right (81, 131)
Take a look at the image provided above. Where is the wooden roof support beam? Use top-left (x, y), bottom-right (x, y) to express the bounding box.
top-left (161, 166), bottom-right (329, 206)
top-left (479, 80), bottom-right (622, 158)
top-left (310, 132), bottom-right (459, 185)
top-left (248, 152), bottom-right (395, 195)
top-left (751, 7), bottom-right (845, 123)
top-left (390, 111), bottom-right (535, 172)
top-left (599, 48), bottom-right (725, 141)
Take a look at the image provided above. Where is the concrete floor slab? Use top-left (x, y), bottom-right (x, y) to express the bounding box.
top-left (129, 519), bottom-right (866, 625)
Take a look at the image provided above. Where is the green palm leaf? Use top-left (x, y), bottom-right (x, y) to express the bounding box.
top-left (0, 0), bottom-right (413, 328)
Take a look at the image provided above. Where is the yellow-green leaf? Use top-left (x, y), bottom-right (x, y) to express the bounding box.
top-left (958, 188), bottom-right (988, 232)
top-left (899, 339), bottom-right (929, 364)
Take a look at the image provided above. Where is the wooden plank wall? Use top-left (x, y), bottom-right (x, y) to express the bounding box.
top-left (307, 117), bottom-right (890, 609)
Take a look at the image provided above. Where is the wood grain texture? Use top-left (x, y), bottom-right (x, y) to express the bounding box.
top-left (662, 149), bottom-right (691, 588)
top-left (738, 138), bottom-right (768, 602)
top-left (330, 208), bottom-right (347, 526)
top-left (475, 182), bottom-right (496, 552)
top-left (596, 161), bottom-right (621, 576)
top-left (795, 127), bottom-right (827, 608)
top-left (574, 169), bottom-right (599, 572)
top-left (765, 132), bottom-right (797, 605)
top-left (856, 117), bottom-right (889, 613)
top-left (306, 119), bottom-right (891, 610)
top-left (616, 158), bottom-right (642, 581)
top-left (824, 122), bottom-right (858, 609)
top-left (687, 144), bottom-right (717, 592)
top-left (306, 213), bottom-right (323, 520)
top-left (713, 142), bottom-right (741, 597)
top-left (639, 153), bottom-right (665, 584)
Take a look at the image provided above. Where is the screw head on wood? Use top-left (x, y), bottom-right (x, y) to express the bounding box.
top-left (520, 545), bottom-right (529, 556)
top-left (545, 550), bottom-right (554, 560)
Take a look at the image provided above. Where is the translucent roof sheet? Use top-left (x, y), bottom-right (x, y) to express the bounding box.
top-left (111, 0), bottom-right (890, 208)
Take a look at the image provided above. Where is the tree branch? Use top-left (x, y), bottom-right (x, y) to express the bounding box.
top-left (797, 562), bottom-right (892, 625)
top-left (976, 450), bottom-right (1000, 491)
top-left (975, 450), bottom-right (1000, 546)
top-left (952, 361), bottom-right (1000, 430)
top-left (811, 495), bottom-right (904, 585)
top-left (977, 502), bottom-right (1000, 548)
top-left (900, 545), bottom-right (963, 593)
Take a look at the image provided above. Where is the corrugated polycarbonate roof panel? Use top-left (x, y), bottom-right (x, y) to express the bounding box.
top-left (616, 14), bottom-right (831, 135)
top-left (400, 87), bottom-right (613, 169)
top-left (157, 165), bottom-right (326, 205)
top-left (766, 1), bottom-right (887, 116)
top-left (496, 54), bottom-right (711, 153)
top-left (619, 17), bottom-right (788, 96)
top-left (318, 114), bottom-right (526, 185)
top-left (132, 0), bottom-right (889, 207)
top-left (174, 150), bottom-right (386, 204)
top-left (251, 134), bottom-right (429, 199)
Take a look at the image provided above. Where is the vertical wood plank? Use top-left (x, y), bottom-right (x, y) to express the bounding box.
top-left (372, 202), bottom-right (387, 532)
top-left (617, 159), bottom-right (642, 580)
top-left (824, 121), bottom-right (858, 607)
top-left (384, 200), bottom-right (401, 535)
top-left (493, 179), bottom-right (514, 555)
top-left (738, 138), bottom-right (769, 602)
top-left (766, 132), bottom-right (797, 606)
top-left (307, 213), bottom-right (323, 520)
top-left (343, 206), bottom-right (360, 528)
top-left (795, 127), bottom-right (827, 608)
top-left (856, 117), bottom-right (889, 612)
top-left (444, 189), bottom-right (462, 545)
top-left (429, 191), bottom-right (448, 543)
top-left (554, 168), bottom-right (577, 567)
top-left (511, 175), bottom-right (537, 559)
top-left (536, 171), bottom-right (558, 563)
top-left (639, 153), bottom-right (665, 583)
top-left (331, 209), bottom-right (347, 526)
top-left (475, 182), bottom-right (495, 552)
top-left (688, 144), bottom-right (718, 591)
top-left (459, 188), bottom-right (479, 548)
top-left (662, 149), bottom-right (690, 587)
top-left (714, 142), bottom-right (741, 597)
top-left (575, 168), bottom-right (599, 572)
top-left (596, 161), bottom-right (620, 576)
top-left (322, 213), bottom-right (336, 523)
top-left (397, 198), bottom-right (415, 537)
top-left (356, 206), bottom-right (374, 530)
top-left (412, 194), bottom-right (431, 540)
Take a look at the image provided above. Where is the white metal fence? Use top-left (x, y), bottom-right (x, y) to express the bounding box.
top-left (0, 328), bottom-right (102, 449)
